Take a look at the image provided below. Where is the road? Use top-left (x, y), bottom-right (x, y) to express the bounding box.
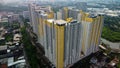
top-left (101, 38), bottom-right (120, 50)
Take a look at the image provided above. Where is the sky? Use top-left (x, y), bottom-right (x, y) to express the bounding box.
top-left (1, 0), bottom-right (93, 3)
top-left (1, 0), bottom-right (20, 3)
top-left (2, 0), bottom-right (35, 3)
top-left (1, 0), bottom-right (120, 3)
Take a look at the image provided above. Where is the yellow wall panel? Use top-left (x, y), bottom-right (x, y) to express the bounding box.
top-left (55, 24), bottom-right (65, 68)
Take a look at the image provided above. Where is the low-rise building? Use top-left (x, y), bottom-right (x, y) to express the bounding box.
top-left (13, 34), bottom-right (21, 43)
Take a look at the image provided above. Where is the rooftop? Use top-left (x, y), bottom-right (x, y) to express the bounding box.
top-left (13, 34), bottom-right (21, 41)
top-left (47, 19), bottom-right (54, 23)
top-left (54, 20), bottom-right (67, 25)
top-left (0, 46), bottom-right (7, 51)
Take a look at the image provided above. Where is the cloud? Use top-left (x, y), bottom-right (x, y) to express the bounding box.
top-left (3, 0), bottom-right (21, 3)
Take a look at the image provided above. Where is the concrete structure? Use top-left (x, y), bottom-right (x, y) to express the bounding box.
top-left (29, 4), bottom-right (104, 68)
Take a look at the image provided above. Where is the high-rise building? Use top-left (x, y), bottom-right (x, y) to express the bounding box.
top-left (79, 11), bottom-right (104, 56)
top-left (56, 12), bottom-right (62, 20)
top-left (28, 3), bottom-right (54, 45)
top-left (59, 7), bottom-right (81, 20)
top-left (68, 7), bottom-right (80, 20)
top-left (60, 7), bottom-right (69, 20)
top-left (42, 19), bottom-right (81, 68)
top-left (29, 4), bottom-right (104, 68)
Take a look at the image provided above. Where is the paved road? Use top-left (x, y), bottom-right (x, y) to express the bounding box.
top-left (101, 38), bottom-right (120, 50)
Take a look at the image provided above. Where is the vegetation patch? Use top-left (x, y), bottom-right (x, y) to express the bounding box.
top-left (102, 27), bottom-right (120, 42)
top-left (21, 27), bottom-right (38, 68)
top-left (102, 16), bottom-right (120, 42)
